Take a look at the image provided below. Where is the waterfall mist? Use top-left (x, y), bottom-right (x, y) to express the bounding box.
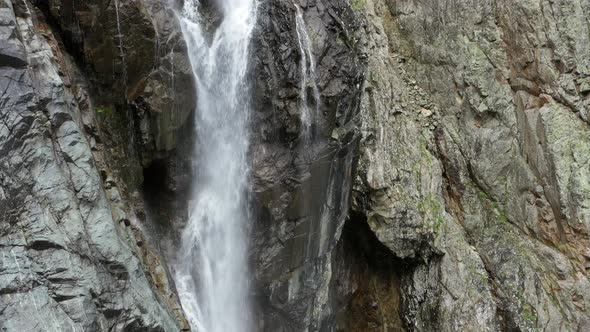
top-left (174, 0), bottom-right (257, 331)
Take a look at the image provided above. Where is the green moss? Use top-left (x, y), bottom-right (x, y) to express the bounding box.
top-left (416, 194), bottom-right (445, 234)
top-left (476, 189), bottom-right (508, 225)
top-left (521, 303), bottom-right (538, 328)
top-left (351, 0), bottom-right (366, 12)
top-left (478, 190), bottom-right (491, 201)
top-left (478, 271), bottom-right (489, 283)
top-left (96, 106), bottom-right (114, 116)
top-left (466, 262), bottom-right (489, 284)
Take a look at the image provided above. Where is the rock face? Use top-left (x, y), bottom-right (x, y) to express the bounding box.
top-left (36, 0), bottom-right (195, 161)
top-left (0, 0), bottom-right (188, 331)
top-left (248, 0), bottom-right (365, 330)
top-left (351, 0), bottom-right (590, 330)
top-left (2, 0), bottom-right (590, 331)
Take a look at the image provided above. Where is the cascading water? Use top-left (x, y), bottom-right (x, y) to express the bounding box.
top-left (294, 5), bottom-right (322, 262)
top-left (174, 1), bottom-right (257, 331)
top-left (295, 5), bottom-right (320, 140)
top-left (113, 0), bottom-right (128, 95)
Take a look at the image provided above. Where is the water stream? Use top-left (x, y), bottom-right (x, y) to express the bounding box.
top-left (113, 0), bottom-right (128, 95)
top-left (174, 1), bottom-right (258, 331)
top-left (295, 5), bottom-right (320, 141)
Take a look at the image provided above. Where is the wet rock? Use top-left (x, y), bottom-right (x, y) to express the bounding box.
top-left (35, 0), bottom-right (195, 162)
top-left (0, 1), bottom-right (184, 331)
top-left (248, 0), bottom-right (365, 329)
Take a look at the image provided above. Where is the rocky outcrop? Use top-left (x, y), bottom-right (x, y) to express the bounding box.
top-left (351, 0), bottom-right (590, 330)
top-left (35, 0), bottom-right (195, 164)
top-left (248, 0), bottom-right (365, 330)
top-left (0, 0), bottom-right (188, 330)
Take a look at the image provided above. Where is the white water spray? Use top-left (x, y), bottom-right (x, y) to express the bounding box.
top-left (174, 1), bottom-right (257, 331)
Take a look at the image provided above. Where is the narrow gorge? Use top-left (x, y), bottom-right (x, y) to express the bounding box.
top-left (1, 0), bottom-right (589, 331)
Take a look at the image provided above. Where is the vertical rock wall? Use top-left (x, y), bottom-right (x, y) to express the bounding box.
top-left (0, 1), bottom-right (180, 331)
top-left (352, 0), bottom-right (590, 330)
top-left (1, 0), bottom-right (190, 330)
top-left (249, 0), bottom-right (366, 330)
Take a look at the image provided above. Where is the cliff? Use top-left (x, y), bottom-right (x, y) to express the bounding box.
top-left (1, 0), bottom-right (589, 331)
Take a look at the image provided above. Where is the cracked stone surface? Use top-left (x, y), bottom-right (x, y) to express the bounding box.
top-left (1, 0), bottom-right (186, 331)
top-left (351, 0), bottom-right (590, 330)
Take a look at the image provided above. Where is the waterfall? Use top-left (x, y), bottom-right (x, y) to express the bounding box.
top-left (113, 0), bottom-right (128, 96)
top-left (174, 1), bottom-right (257, 331)
top-left (295, 5), bottom-right (320, 140)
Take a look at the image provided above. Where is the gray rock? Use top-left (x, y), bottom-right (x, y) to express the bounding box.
top-left (39, 0), bottom-right (195, 162)
top-left (350, 0), bottom-right (590, 330)
top-left (0, 1), bottom-right (184, 331)
top-left (247, 0), bottom-right (366, 330)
